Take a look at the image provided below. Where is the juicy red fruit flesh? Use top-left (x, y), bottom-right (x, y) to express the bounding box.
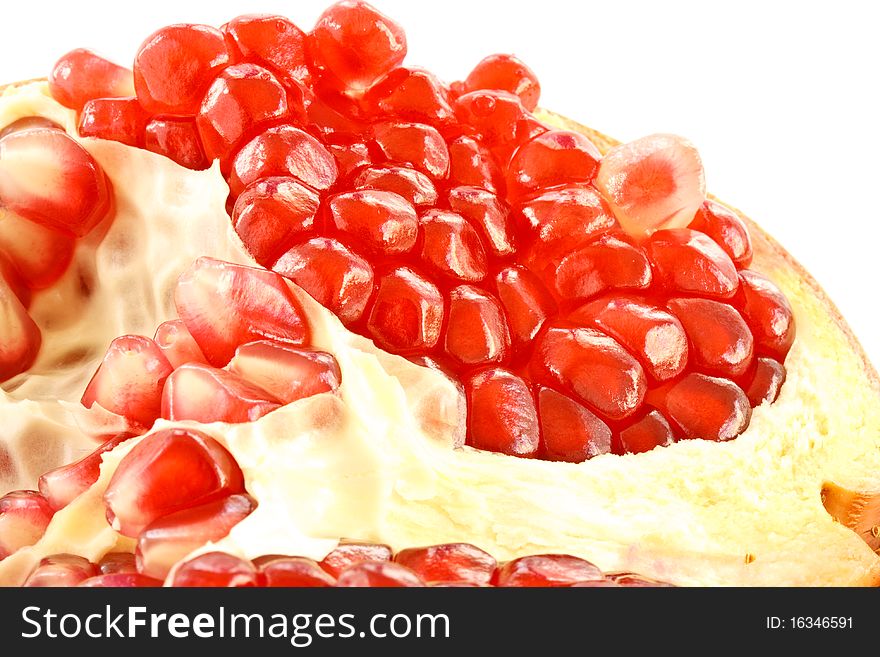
top-left (49, 49), bottom-right (135, 110)
top-left (0, 491), bottom-right (54, 560)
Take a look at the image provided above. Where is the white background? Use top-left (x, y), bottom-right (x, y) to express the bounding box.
top-left (2, 0), bottom-right (878, 366)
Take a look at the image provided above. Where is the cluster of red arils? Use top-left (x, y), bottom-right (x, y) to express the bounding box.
top-left (45, 0), bottom-right (795, 463)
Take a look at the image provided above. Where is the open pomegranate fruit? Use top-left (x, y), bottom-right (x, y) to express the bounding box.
top-left (0, 2), bottom-right (878, 587)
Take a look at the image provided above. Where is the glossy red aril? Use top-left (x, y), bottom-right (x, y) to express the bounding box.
top-left (367, 267), bottom-right (444, 354)
top-left (259, 557), bottom-right (336, 587)
top-left (49, 49), bottom-right (135, 110)
top-left (197, 64), bottom-right (289, 162)
top-left (172, 551), bottom-right (259, 587)
top-left (353, 165), bottom-right (438, 206)
top-left (395, 543), bottom-right (496, 585)
top-left (371, 121), bottom-right (449, 179)
top-left (734, 270), bottom-right (796, 361)
top-left (310, 0), bottom-right (407, 90)
top-left (137, 494), bottom-right (256, 580)
top-left (0, 128), bottom-right (109, 237)
top-left (596, 133), bottom-right (705, 238)
top-left (103, 427), bottom-right (244, 537)
top-left (328, 141), bottom-right (372, 178)
top-left (81, 335), bottom-right (173, 427)
top-left (420, 209), bottom-right (488, 282)
top-left (162, 363), bottom-right (281, 424)
top-left (507, 130), bottom-right (601, 197)
top-left (464, 54), bottom-right (541, 112)
top-left (495, 554), bottom-right (603, 587)
top-left (38, 434), bottom-right (130, 510)
top-left (320, 542), bottom-right (392, 577)
top-left (617, 410), bottom-right (675, 454)
top-left (144, 118), bottom-right (209, 170)
top-left (466, 368), bottom-right (539, 456)
top-left (554, 234), bottom-right (652, 301)
top-left (534, 326), bottom-right (647, 420)
top-left (0, 118), bottom-right (64, 139)
top-left (77, 97), bottom-right (148, 147)
top-left (153, 319), bottom-right (207, 369)
top-left (224, 14), bottom-right (310, 85)
top-left (445, 286), bottom-right (510, 366)
top-left (273, 237), bottom-right (374, 325)
top-left (691, 200), bottom-right (753, 268)
top-left (174, 258), bottom-right (310, 367)
top-left (447, 135), bottom-right (502, 192)
top-left (328, 190), bottom-right (418, 254)
top-left (454, 89), bottom-right (530, 146)
top-left (336, 561), bottom-right (424, 587)
top-left (743, 357), bottom-right (786, 406)
top-left (0, 276), bottom-right (40, 382)
top-left (0, 491), bottom-right (53, 559)
top-left (229, 124), bottom-right (337, 196)
top-left (80, 573), bottom-right (162, 587)
top-left (646, 228), bottom-right (739, 299)
top-left (134, 24), bottom-right (230, 114)
top-left (668, 298), bottom-right (754, 378)
top-left (651, 373), bottom-right (751, 441)
top-left (365, 67), bottom-right (453, 124)
top-left (447, 186), bottom-right (514, 257)
top-left (98, 552), bottom-right (137, 574)
top-left (570, 296), bottom-right (688, 382)
top-left (232, 177), bottom-right (320, 264)
top-left (538, 387), bottom-right (612, 462)
top-left (228, 341), bottom-right (341, 404)
top-left (23, 554), bottom-right (97, 587)
top-left (495, 266), bottom-right (555, 347)
top-left (0, 211), bottom-right (74, 289)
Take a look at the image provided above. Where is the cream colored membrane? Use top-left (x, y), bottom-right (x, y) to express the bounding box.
top-left (1, 84), bottom-right (879, 587)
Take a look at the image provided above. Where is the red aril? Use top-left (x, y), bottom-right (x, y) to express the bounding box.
top-left (80, 335), bottom-right (173, 428)
top-left (366, 267), bottom-right (444, 354)
top-left (232, 177), bottom-right (320, 265)
top-left (734, 270), bottom-right (796, 361)
top-left (174, 257), bottom-right (310, 367)
top-left (353, 165), bottom-right (438, 207)
top-left (0, 256), bottom-right (30, 307)
top-left (394, 543), bottom-right (496, 585)
top-left (137, 494), bottom-right (256, 580)
top-left (229, 124), bottom-right (337, 196)
top-left (595, 133), bottom-right (705, 238)
top-left (668, 298), bottom-right (754, 378)
top-left (494, 554), bottom-right (602, 587)
top-left (259, 557), bottom-right (336, 587)
top-left (454, 89), bottom-right (530, 146)
top-left (570, 295), bottom-right (688, 382)
top-left (371, 121), bottom-right (449, 180)
top-left (507, 130), bottom-right (601, 197)
top-left (444, 286), bottom-right (510, 366)
top-left (465, 368), bottom-right (539, 456)
top-left (650, 373), bottom-right (751, 441)
top-left (646, 228), bottom-right (739, 299)
top-left (134, 24), bottom-right (230, 114)
top-left (319, 542), bottom-right (392, 577)
top-left (144, 118), bottom-right (209, 170)
top-left (49, 49), bottom-right (134, 110)
top-left (419, 209), bottom-right (489, 282)
top-left (98, 552), bottom-right (137, 574)
top-left (197, 64), bottom-right (289, 162)
top-left (447, 186), bottom-right (514, 257)
top-left (538, 387), bottom-right (613, 462)
top-left (79, 573), bottom-right (162, 587)
top-left (0, 128), bottom-right (110, 237)
top-left (533, 325), bottom-right (647, 420)
top-left (0, 275), bottom-right (40, 381)
top-left (336, 561), bottom-right (424, 587)
top-left (464, 54), bottom-right (541, 112)
top-left (364, 67), bottom-right (454, 125)
top-left (554, 234), bottom-right (652, 301)
top-left (38, 434), bottom-right (130, 510)
top-left (227, 341), bottom-right (341, 404)
top-left (0, 118), bottom-right (64, 140)
top-left (494, 266), bottom-right (556, 348)
top-left (103, 427), bottom-right (244, 537)
top-left (691, 200), bottom-right (753, 268)
top-left (23, 554), bottom-right (97, 587)
top-left (327, 141), bottom-right (372, 178)
top-left (223, 14), bottom-right (311, 85)
top-left (328, 190), bottom-right (418, 255)
top-left (447, 135), bottom-right (502, 192)
top-left (0, 210), bottom-right (74, 289)
top-left (0, 490), bottom-right (53, 559)
top-left (77, 97), bottom-right (149, 148)
top-left (153, 319), bottom-right (207, 369)
top-left (172, 551), bottom-right (259, 587)
top-left (272, 237), bottom-right (374, 325)
top-left (310, 0), bottom-right (407, 90)
top-left (742, 357), bottom-right (786, 407)
top-left (161, 363), bottom-right (281, 424)
top-left (617, 409), bottom-right (675, 454)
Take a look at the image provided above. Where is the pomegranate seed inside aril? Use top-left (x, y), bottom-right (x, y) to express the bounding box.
top-left (420, 209), bottom-right (489, 282)
top-left (223, 14), bottom-right (311, 85)
top-left (0, 490), bottom-right (54, 560)
top-left (495, 554), bottom-right (603, 587)
top-left (668, 297), bottom-right (754, 379)
top-left (507, 130), bottom-right (601, 197)
top-left (553, 233), bottom-right (652, 301)
top-left (366, 267), bottom-right (444, 354)
top-left (0, 210), bottom-right (74, 290)
top-left (38, 433), bottom-right (130, 510)
top-left (0, 276), bottom-right (41, 382)
top-left (464, 54), bottom-right (541, 112)
top-left (144, 118), bottom-right (209, 170)
top-left (466, 367), bottom-right (539, 457)
top-left (447, 186), bottom-right (515, 257)
top-left (650, 373), bottom-right (751, 441)
top-left (494, 266), bottom-right (556, 348)
top-left (364, 67), bottom-right (454, 125)
top-left (617, 410), bottom-right (675, 454)
top-left (98, 551), bottom-right (137, 575)
top-left (394, 543), bottom-right (496, 585)
top-left (646, 228), bottom-right (739, 299)
top-left (153, 319), bottom-right (207, 369)
top-left (49, 49), bottom-right (135, 110)
top-left (353, 165), bottom-right (438, 207)
top-left (444, 286), bottom-right (510, 367)
top-left (320, 542), bottom-right (393, 578)
top-left (734, 270), bottom-right (796, 361)
top-left (259, 557), bottom-right (336, 587)
top-left (77, 97), bottom-right (149, 148)
top-left (23, 554), bottom-right (96, 587)
top-left (328, 190), bottom-right (418, 255)
top-left (691, 200), bottom-right (753, 268)
top-left (371, 121), bottom-right (450, 180)
top-left (336, 561), bottom-right (424, 587)
top-left (172, 551), bottom-right (259, 587)
top-left (538, 387), bottom-right (612, 462)
top-left (447, 135), bottom-right (502, 192)
top-left (742, 357), bottom-right (786, 406)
